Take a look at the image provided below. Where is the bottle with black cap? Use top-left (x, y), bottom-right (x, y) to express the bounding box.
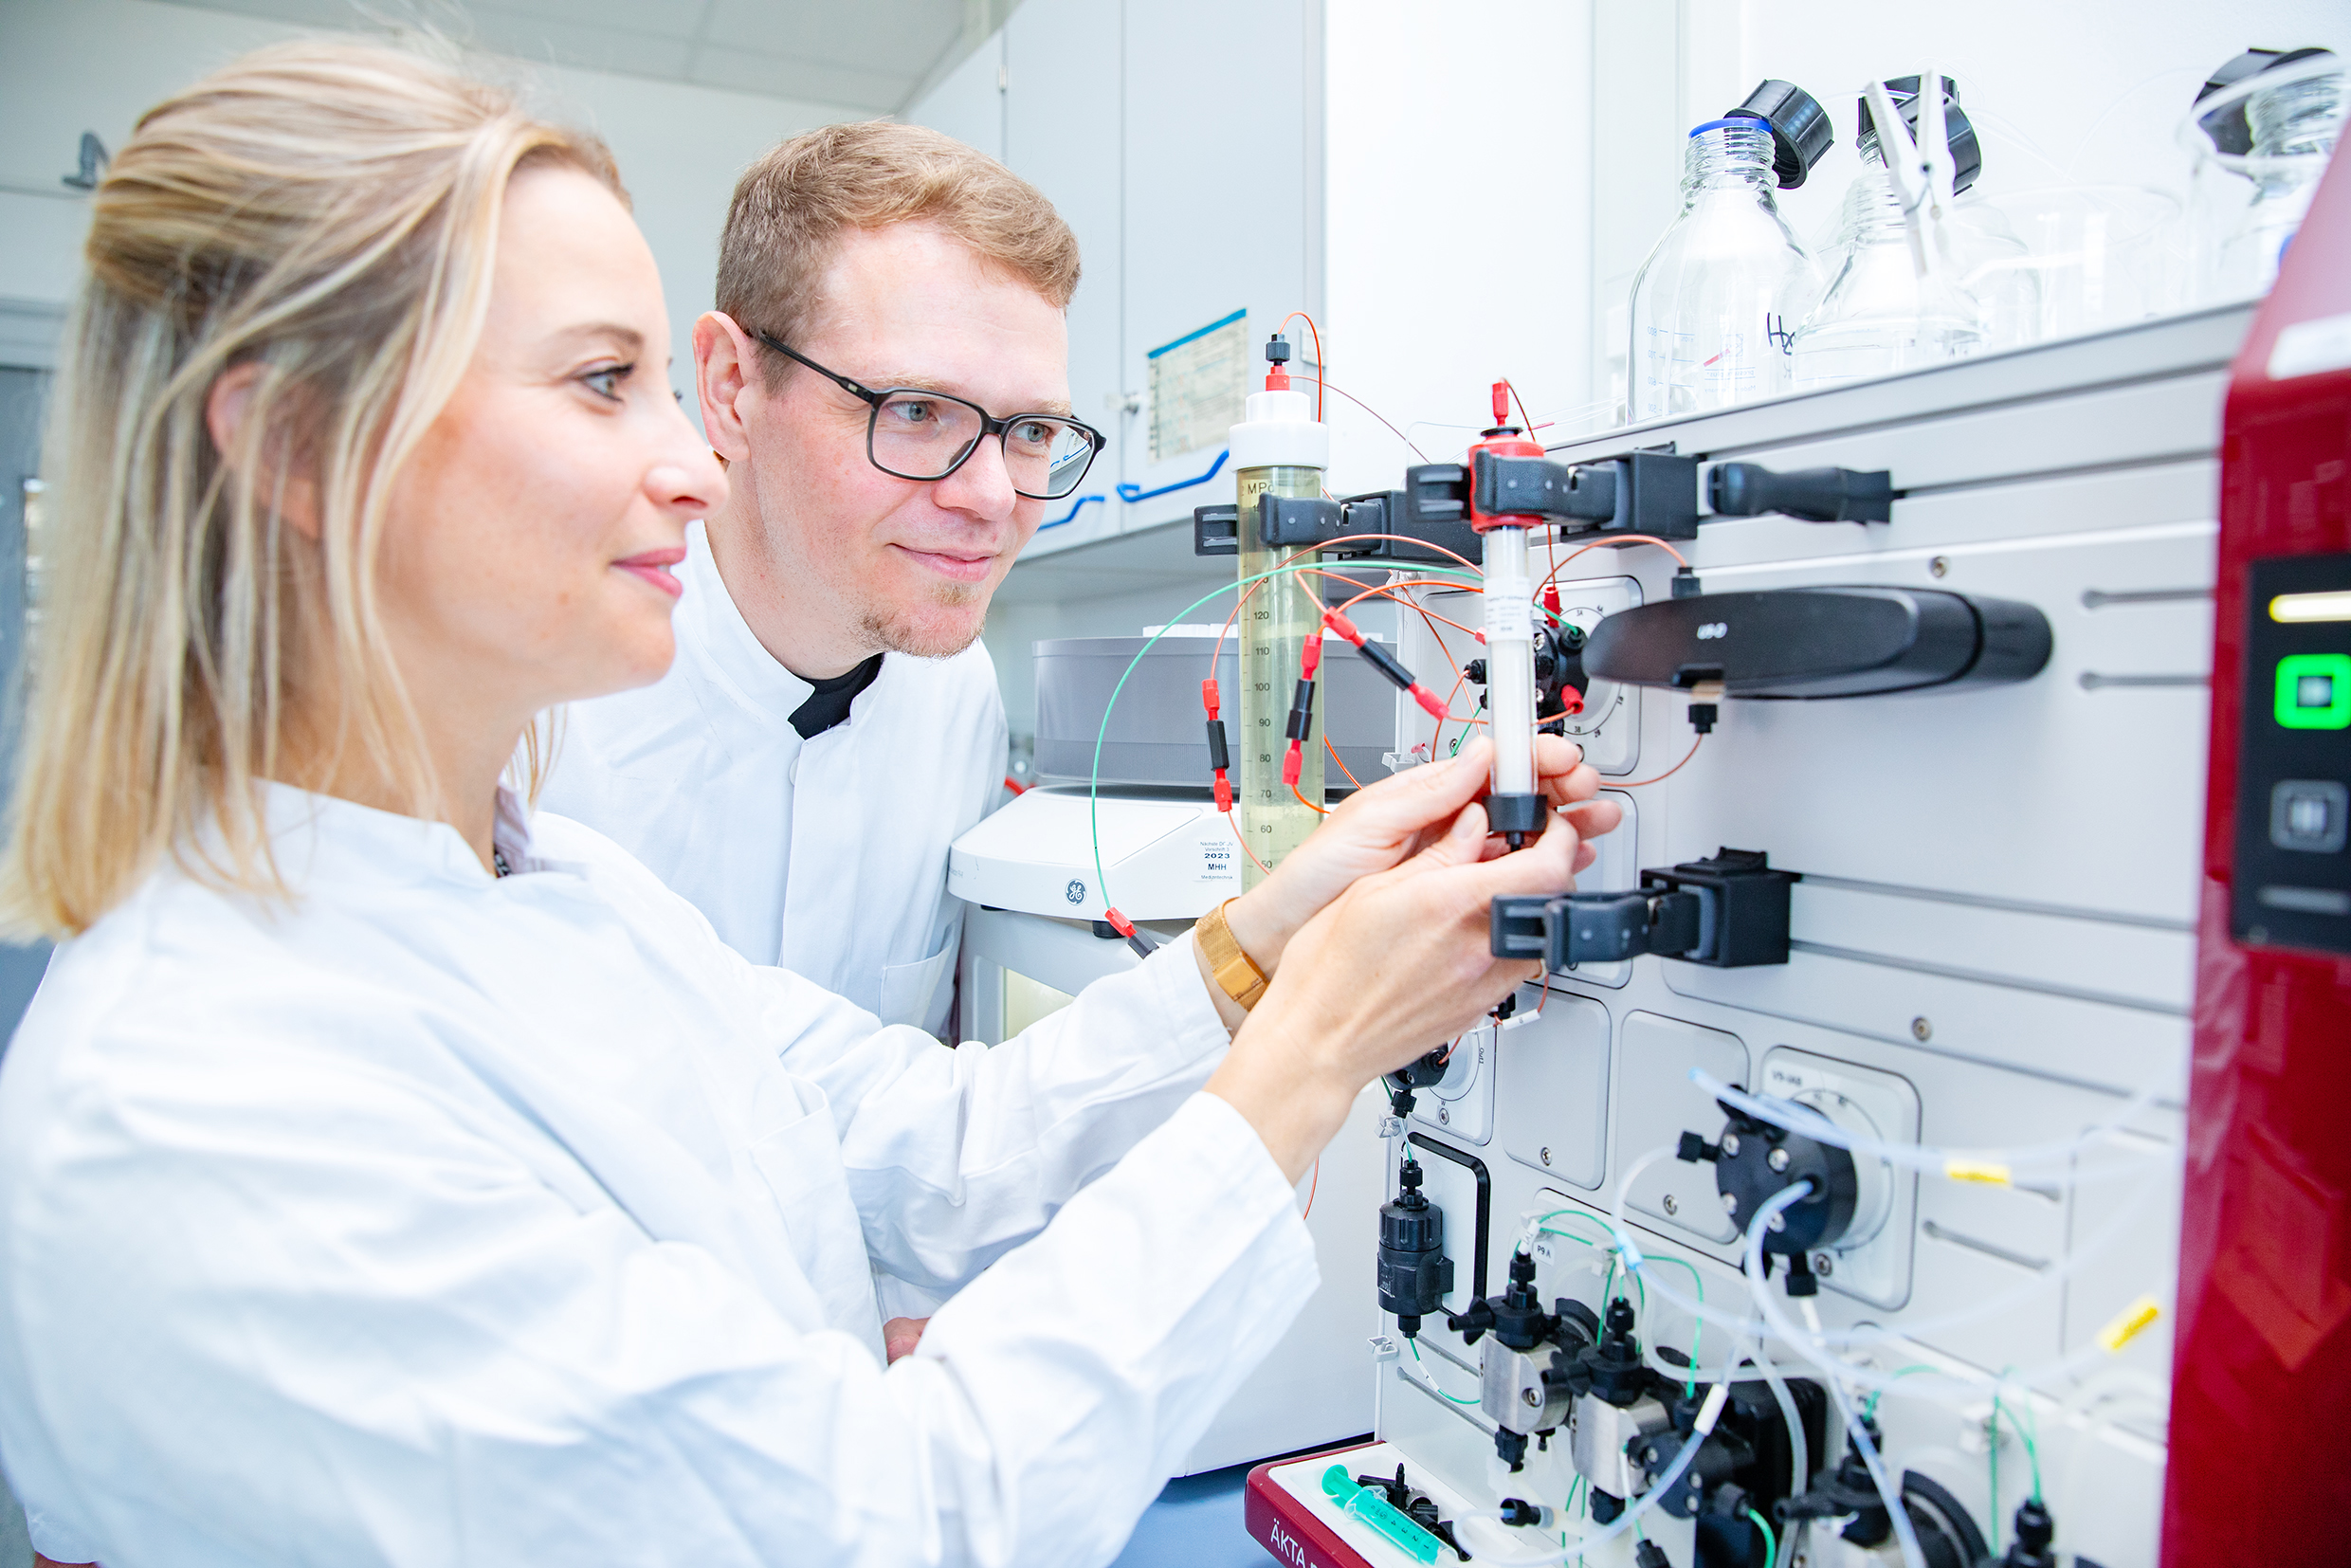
top-left (1625, 79), bottom-right (1832, 424)
top-left (1789, 73), bottom-right (1991, 389)
top-left (2187, 46), bottom-right (2344, 301)
top-left (1870, 75), bottom-right (2040, 351)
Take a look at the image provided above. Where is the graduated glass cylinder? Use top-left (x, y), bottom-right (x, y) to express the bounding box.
top-left (1789, 164), bottom-right (1986, 391)
top-left (1627, 121), bottom-right (1818, 424)
top-left (1235, 464), bottom-right (1324, 888)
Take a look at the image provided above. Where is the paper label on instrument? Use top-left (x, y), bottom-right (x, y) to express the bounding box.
top-left (1485, 593), bottom-right (1533, 641)
top-left (1198, 836), bottom-right (1239, 884)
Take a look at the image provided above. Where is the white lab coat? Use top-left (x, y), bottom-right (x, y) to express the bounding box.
top-left (538, 520), bottom-right (1004, 1034)
top-left (0, 787), bottom-right (1315, 1568)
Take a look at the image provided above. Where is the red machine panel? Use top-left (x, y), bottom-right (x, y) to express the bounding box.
top-left (2166, 143), bottom-right (2351, 1561)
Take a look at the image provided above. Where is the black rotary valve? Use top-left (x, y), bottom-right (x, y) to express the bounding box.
top-left (1679, 1096), bottom-right (1859, 1294)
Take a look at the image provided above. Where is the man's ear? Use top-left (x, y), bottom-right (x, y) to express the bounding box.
top-left (694, 312), bottom-right (758, 465)
top-left (205, 361), bottom-right (322, 540)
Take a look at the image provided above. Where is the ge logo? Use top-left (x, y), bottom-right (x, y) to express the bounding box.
top-left (1065, 879), bottom-right (1086, 904)
top-left (1695, 622), bottom-right (1729, 640)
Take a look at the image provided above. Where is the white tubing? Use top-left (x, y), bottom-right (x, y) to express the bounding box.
top-left (1688, 1068), bottom-right (2173, 1183)
top-left (1604, 1142), bottom-right (2169, 1401)
top-left (1749, 1339), bottom-right (1811, 1506)
top-left (1633, 1179), bottom-right (2168, 1374)
top-left (1744, 1184), bottom-right (1929, 1568)
top-left (1460, 1380), bottom-right (1731, 1567)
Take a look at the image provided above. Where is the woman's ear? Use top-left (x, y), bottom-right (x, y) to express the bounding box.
top-left (205, 362), bottom-right (322, 540)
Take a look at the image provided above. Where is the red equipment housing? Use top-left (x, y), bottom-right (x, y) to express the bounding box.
top-left (2164, 141), bottom-right (2351, 1559)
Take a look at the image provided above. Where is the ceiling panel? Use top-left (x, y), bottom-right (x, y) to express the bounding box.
top-left (688, 47), bottom-right (910, 113)
top-left (157, 0), bottom-right (988, 112)
top-left (465, 9), bottom-right (695, 80)
top-left (700, 0), bottom-right (962, 73)
top-left (468, 0), bottom-right (710, 37)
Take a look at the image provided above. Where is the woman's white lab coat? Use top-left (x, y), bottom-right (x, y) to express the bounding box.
top-left (0, 787), bottom-right (1314, 1567)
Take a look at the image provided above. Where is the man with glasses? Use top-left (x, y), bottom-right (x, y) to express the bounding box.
top-left (541, 122), bottom-right (1096, 1058)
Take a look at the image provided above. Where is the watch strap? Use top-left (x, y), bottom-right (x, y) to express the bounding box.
top-left (1196, 898), bottom-right (1269, 1011)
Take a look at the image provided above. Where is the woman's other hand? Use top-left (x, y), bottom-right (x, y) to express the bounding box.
top-left (1223, 735), bottom-right (1620, 977)
top-left (1204, 795), bottom-right (1591, 1184)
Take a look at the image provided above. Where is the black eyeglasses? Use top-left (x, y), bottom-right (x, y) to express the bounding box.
top-left (756, 334), bottom-right (1104, 501)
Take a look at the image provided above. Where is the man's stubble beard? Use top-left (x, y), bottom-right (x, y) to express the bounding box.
top-left (858, 576), bottom-right (988, 660)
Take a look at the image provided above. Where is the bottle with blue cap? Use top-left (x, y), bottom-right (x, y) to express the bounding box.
top-left (1626, 80), bottom-right (1832, 424)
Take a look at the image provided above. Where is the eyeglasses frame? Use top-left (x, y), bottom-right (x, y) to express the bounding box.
top-left (754, 333), bottom-right (1104, 501)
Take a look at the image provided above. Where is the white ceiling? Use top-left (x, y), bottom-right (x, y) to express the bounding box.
top-left (155, 0), bottom-right (1005, 113)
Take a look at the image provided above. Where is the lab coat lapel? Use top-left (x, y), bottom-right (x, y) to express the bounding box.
top-left (777, 717), bottom-right (864, 979)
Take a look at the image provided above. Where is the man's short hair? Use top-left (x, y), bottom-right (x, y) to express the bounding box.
top-left (718, 120), bottom-right (1080, 382)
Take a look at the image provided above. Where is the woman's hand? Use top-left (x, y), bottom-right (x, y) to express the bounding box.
top-left (1223, 736), bottom-right (1620, 977)
top-left (1204, 797), bottom-right (1592, 1184)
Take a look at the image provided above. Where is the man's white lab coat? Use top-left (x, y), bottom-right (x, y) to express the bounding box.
top-left (538, 521), bottom-right (1004, 1033)
top-left (0, 788), bottom-right (1313, 1567)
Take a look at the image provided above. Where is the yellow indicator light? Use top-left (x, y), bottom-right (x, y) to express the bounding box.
top-left (2270, 590), bottom-right (2351, 624)
top-left (1943, 1158), bottom-right (2013, 1186)
top-left (2096, 1293), bottom-right (2163, 1354)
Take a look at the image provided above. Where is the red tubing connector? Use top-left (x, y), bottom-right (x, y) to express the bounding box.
top-left (1322, 609), bottom-right (1365, 646)
top-left (1469, 378), bottom-right (1544, 533)
top-left (1409, 683), bottom-right (1449, 720)
top-left (1202, 677), bottom-right (1221, 719)
top-left (1213, 772), bottom-right (1232, 812)
top-left (1282, 739), bottom-right (1303, 787)
top-left (1103, 907), bottom-right (1138, 939)
top-left (1299, 635), bottom-right (1323, 680)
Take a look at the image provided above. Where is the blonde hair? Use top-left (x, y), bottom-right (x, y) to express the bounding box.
top-left (717, 119), bottom-right (1079, 383)
top-left (0, 41), bottom-right (621, 937)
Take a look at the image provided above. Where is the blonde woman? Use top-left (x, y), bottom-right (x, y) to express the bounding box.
top-left (0, 42), bottom-right (1616, 1568)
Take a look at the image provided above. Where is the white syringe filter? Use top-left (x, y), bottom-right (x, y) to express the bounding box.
top-left (1230, 387), bottom-right (1328, 470)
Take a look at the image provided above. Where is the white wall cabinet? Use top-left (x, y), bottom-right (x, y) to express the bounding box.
top-left (1004, 0), bottom-right (1128, 539)
top-left (910, 0), bottom-right (1321, 562)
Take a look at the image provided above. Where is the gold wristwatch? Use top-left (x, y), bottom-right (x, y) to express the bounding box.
top-left (1195, 898), bottom-right (1269, 1011)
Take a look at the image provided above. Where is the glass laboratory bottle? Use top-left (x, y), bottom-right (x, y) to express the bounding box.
top-left (1789, 161), bottom-right (1986, 390)
top-left (1229, 351), bottom-right (1327, 888)
top-left (2216, 68), bottom-right (2347, 296)
top-left (1817, 79), bottom-right (2038, 355)
top-left (1627, 119), bottom-right (1819, 423)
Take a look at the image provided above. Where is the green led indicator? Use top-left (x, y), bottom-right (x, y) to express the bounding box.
top-left (2275, 652), bottom-right (2351, 730)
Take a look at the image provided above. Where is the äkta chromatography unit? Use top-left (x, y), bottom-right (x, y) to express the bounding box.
top-left (948, 53), bottom-right (2351, 1568)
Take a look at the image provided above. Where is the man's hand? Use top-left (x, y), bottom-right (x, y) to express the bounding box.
top-left (1224, 736), bottom-right (1619, 976)
top-left (883, 1317), bottom-right (929, 1364)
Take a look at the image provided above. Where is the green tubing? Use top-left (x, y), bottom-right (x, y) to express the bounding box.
top-left (1321, 1466), bottom-right (1445, 1566)
top-left (1408, 1335), bottom-right (1481, 1406)
top-left (1084, 562), bottom-right (1480, 918)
